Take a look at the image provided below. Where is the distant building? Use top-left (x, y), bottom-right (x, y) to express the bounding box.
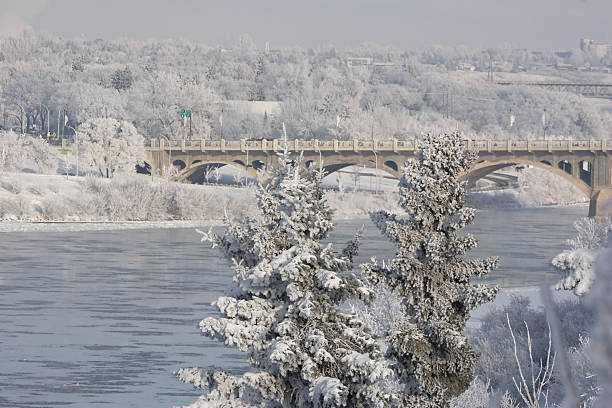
top-left (580, 38), bottom-right (612, 58)
top-left (456, 62), bottom-right (476, 71)
top-left (346, 57), bottom-right (373, 67)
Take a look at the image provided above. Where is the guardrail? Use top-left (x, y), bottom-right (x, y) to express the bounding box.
top-left (143, 138), bottom-right (612, 153)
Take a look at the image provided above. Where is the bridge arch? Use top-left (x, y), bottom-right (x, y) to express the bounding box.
top-left (177, 160), bottom-right (259, 184)
top-left (468, 158), bottom-right (592, 196)
top-left (317, 155), bottom-right (402, 179)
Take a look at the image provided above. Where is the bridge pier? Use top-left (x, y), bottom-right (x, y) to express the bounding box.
top-left (589, 188), bottom-right (612, 217)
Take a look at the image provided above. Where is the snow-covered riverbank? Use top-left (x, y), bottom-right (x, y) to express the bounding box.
top-left (0, 173), bottom-right (405, 227)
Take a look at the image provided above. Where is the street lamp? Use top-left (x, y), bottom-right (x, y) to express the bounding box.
top-left (65, 125), bottom-right (79, 177)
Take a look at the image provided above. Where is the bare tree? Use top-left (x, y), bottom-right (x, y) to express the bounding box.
top-left (507, 314), bottom-right (555, 408)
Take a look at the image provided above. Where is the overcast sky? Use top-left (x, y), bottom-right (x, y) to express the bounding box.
top-left (1, 0), bottom-right (610, 50)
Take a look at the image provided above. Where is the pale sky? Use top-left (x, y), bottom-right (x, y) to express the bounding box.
top-left (1, 0), bottom-right (611, 50)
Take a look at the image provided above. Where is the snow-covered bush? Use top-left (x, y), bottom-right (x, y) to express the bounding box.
top-left (77, 117), bottom-right (145, 178)
top-left (553, 249), bottom-right (597, 296)
top-left (180, 151), bottom-right (393, 407)
top-left (362, 133), bottom-right (499, 407)
top-left (553, 217), bottom-right (611, 296)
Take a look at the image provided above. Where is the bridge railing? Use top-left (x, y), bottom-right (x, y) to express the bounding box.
top-left (141, 138), bottom-right (612, 153)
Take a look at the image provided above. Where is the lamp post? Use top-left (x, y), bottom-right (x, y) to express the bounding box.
top-left (65, 125), bottom-right (78, 176)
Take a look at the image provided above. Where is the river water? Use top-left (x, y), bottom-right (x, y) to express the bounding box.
top-left (0, 206), bottom-right (586, 407)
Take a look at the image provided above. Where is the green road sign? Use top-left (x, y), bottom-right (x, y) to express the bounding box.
top-left (180, 109), bottom-right (191, 118)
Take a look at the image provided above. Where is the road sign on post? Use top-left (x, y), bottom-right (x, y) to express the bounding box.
top-left (180, 109), bottom-right (192, 139)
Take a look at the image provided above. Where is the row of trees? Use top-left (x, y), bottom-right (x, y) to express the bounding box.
top-left (1, 117), bottom-right (144, 178)
top-left (1, 31), bottom-right (611, 144)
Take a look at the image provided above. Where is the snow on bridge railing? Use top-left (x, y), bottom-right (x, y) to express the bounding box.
top-left (140, 138), bottom-right (611, 152)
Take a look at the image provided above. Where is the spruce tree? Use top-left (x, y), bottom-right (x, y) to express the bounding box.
top-left (179, 151), bottom-right (392, 407)
top-left (362, 132), bottom-right (499, 407)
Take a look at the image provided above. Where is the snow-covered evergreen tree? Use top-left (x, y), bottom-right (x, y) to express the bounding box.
top-left (179, 150), bottom-right (392, 407)
top-left (362, 132), bottom-right (499, 407)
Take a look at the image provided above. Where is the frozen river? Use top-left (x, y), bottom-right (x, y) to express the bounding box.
top-left (0, 206), bottom-right (586, 407)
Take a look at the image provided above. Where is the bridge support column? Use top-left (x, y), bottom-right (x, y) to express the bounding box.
top-left (589, 188), bottom-right (612, 217)
top-left (150, 151), bottom-right (170, 176)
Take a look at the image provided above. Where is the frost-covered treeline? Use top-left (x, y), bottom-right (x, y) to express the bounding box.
top-left (1, 31), bottom-right (611, 143)
top-left (0, 174), bottom-right (256, 221)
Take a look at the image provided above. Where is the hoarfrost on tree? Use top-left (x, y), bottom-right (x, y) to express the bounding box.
top-left (178, 149), bottom-right (392, 407)
top-left (76, 117), bottom-right (145, 178)
top-left (362, 132), bottom-right (499, 407)
top-left (552, 217), bottom-right (611, 296)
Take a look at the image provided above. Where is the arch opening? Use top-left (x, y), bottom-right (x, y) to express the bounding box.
top-left (178, 160), bottom-right (260, 185)
top-left (384, 160), bottom-right (399, 172)
top-left (136, 162), bottom-right (151, 175)
top-left (172, 160), bottom-right (187, 170)
top-left (468, 160), bottom-right (592, 203)
top-left (540, 160), bottom-right (552, 166)
top-left (578, 160), bottom-right (593, 186)
top-left (558, 160), bottom-right (572, 175)
top-left (252, 160), bottom-right (265, 171)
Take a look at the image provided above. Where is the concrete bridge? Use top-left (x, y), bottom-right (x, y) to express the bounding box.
top-left (145, 138), bottom-right (612, 217)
